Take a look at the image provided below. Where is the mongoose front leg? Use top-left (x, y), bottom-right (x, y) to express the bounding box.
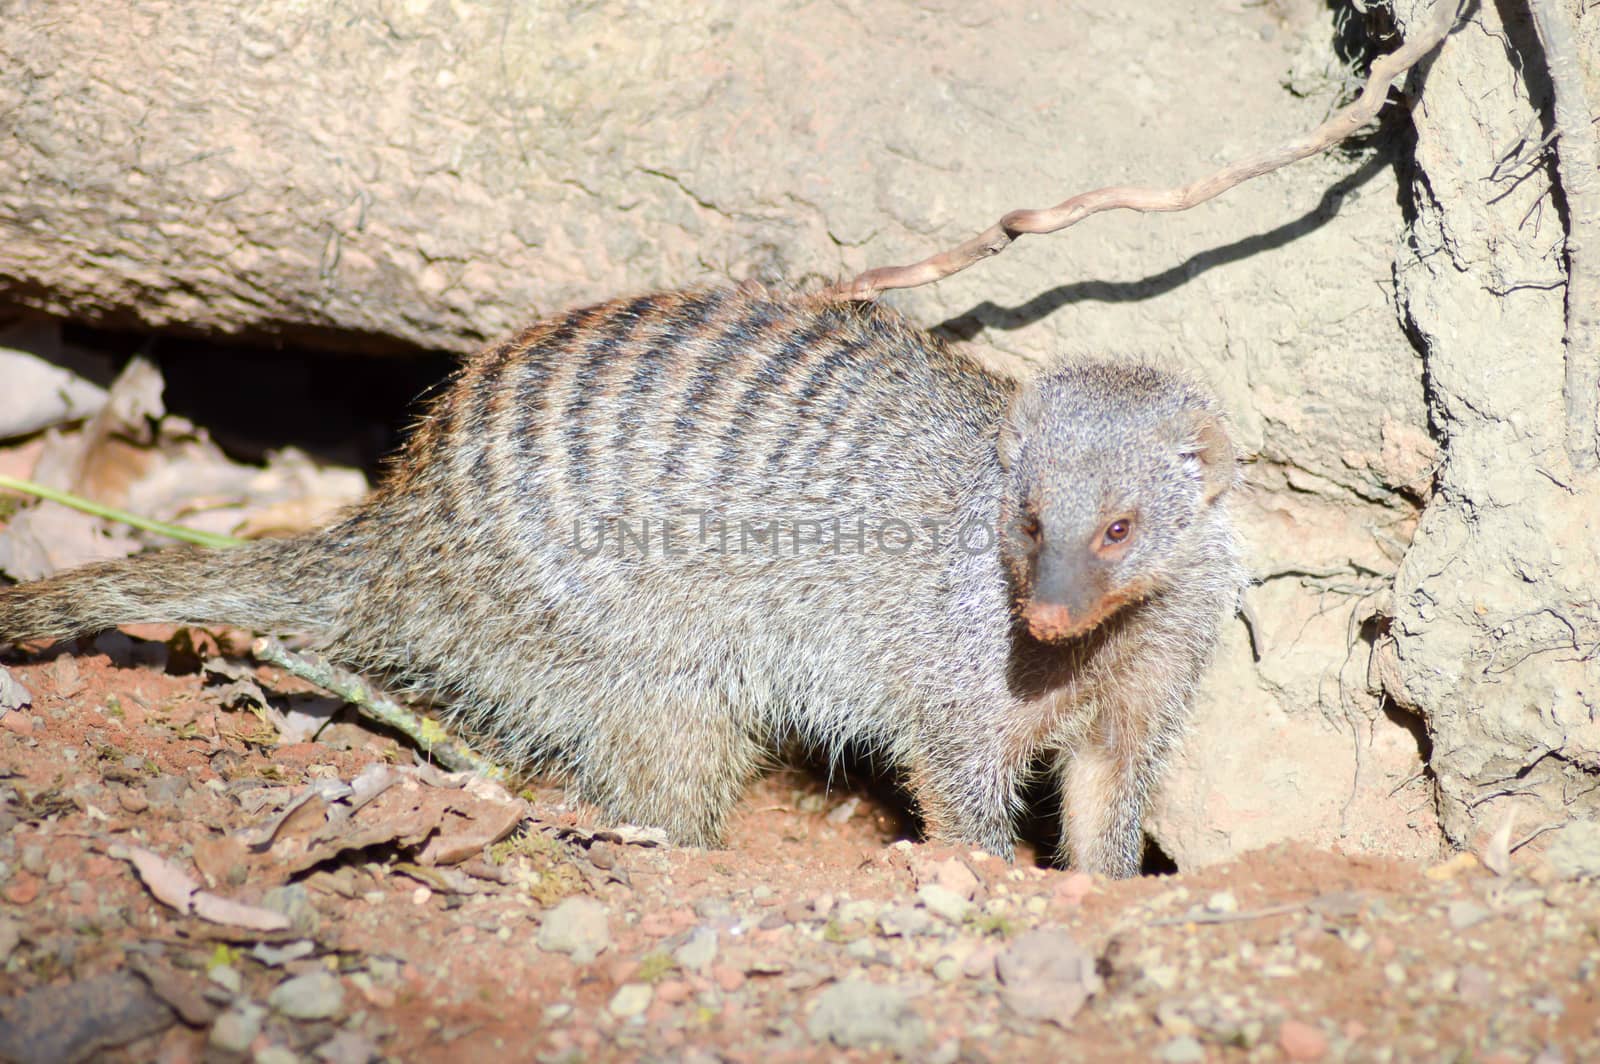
top-left (1057, 690), bottom-right (1186, 878)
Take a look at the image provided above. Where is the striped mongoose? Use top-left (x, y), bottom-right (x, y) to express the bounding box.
top-left (0, 288), bottom-right (1246, 877)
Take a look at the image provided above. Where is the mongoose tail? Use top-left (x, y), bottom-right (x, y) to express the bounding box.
top-left (0, 535), bottom-right (345, 643)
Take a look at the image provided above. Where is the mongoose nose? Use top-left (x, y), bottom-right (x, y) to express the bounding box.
top-left (1024, 602), bottom-right (1085, 642)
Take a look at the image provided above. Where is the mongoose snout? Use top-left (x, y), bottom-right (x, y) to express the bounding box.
top-left (0, 287), bottom-right (1247, 877)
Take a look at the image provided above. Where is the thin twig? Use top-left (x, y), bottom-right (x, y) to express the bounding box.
top-left (251, 636), bottom-right (505, 780)
top-left (0, 473), bottom-right (246, 550)
top-left (1527, 0), bottom-right (1600, 470)
top-left (828, 0), bottom-right (1465, 301)
top-left (1149, 901), bottom-right (1307, 927)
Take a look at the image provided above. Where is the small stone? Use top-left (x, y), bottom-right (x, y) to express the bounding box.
top-left (845, 939), bottom-right (880, 963)
top-left (0, 667), bottom-right (32, 714)
top-left (255, 1047), bottom-right (299, 1064)
top-left (209, 1003), bottom-right (267, 1055)
top-left (1205, 890), bottom-right (1238, 914)
top-left (932, 956), bottom-right (961, 982)
top-left (260, 884), bottom-right (320, 936)
top-left (673, 928), bottom-right (718, 973)
top-left (878, 906), bottom-right (932, 937)
top-left (837, 899), bottom-right (878, 926)
top-left (654, 980), bottom-right (692, 1005)
top-left (1544, 820), bottom-right (1600, 880)
top-left (608, 983), bottom-right (652, 1018)
top-left (0, 917), bottom-right (20, 963)
top-left (995, 929), bottom-right (1100, 1025)
top-left (813, 893), bottom-right (836, 918)
top-left (1141, 965), bottom-right (1179, 992)
top-left (536, 897), bottom-right (612, 963)
top-left (927, 857), bottom-right (980, 900)
top-left (209, 964), bottom-right (243, 995)
top-left (961, 945), bottom-right (998, 980)
top-left (1279, 1018), bottom-right (1328, 1061)
top-left (1157, 1036), bottom-right (1205, 1063)
top-left (1382, 962), bottom-right (1406, 987)
top-left (2, 872), bottom-right (40, 906)
top-left (1447, 900), bottom-right (1491, 930)
top-left (1530, 995), bottom-right (1564, 1017)
top-left (1154, 999), bottom-right (1196, 1036)
top-left (807, 979), bottom-right (926, 1055)
top-left (144, 774), bottom-right (190, 806)
top-left (268, 970), bottom-right (344, 1020)
top-left (252, 941), bottom-right (316, 968)
top-left (314, 1030), bottom-right (381, 1064)
top-left (712, 965), bottom-right (745, 993)
top-left (917, 884), bottom-right (972, 924)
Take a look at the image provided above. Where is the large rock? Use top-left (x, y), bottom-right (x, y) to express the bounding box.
top-left (1379, 0), bottom-right (1600, 850)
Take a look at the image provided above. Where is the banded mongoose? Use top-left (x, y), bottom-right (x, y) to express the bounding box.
top-left (0, 287), bottom-right (1246, 877)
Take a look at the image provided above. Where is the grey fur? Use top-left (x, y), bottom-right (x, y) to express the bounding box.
top-left (0, 288), bottom-right (1245, 876)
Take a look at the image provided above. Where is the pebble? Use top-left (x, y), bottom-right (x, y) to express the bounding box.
top-left (837, 899), bottom-right (878, 926)
top-left (673, 928), bottom-right (718, 973)
top-left (655, 980), bottom-right (692, 1005)
top-left (1206, 890), bottom-right (1239, 914)
top-left (313, 1030), bottom-right (381, 1064)
top-left (1158, 1036), bottom-right (1205, 1063)
top-left (712, 965), bottom-right (746, 992)
top-left (917, 884), bottom-right (972, 924)
top-left (1544, 820), bottom-right (1600, 880)
top-left (609, 983), bottom-right (653, 1018)
top-left (536, 897), bottom-right (612, 963)
top-left (144, 774), bottom-right (190, 806)
top-left (0, 916), bottom-right (19, 964)
top-left (924, 857), bottom-right (980, 901)
top-left (255, 1047), bottom-right (299, 1064)
top-left (961, 945), bottom-right (998, 980)
top-left (1279, 1018), bottom-right (1329, 1061)
top-left (807, 979), bottom-right (926, 1056)
top-left (995, 929), bottom-right (1100, 1025)
top-left (0, 667), bottom-right (31, 713)
top-left (209, 964), bottom-right (244, 995)
top-left (209, 1003), bottom-right (267, 1055)
top-left (1447, 900), bottom-right (1491, 930)
top-left (269, 971), bottom-right (344, 1020)
top-left (261, 884), bottom-right (320, 936)
top-left (878, 906), bottom-right (932, 937)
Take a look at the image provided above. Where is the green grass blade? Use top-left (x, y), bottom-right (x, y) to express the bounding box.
top-left (0, 473), bottom-right (246, 550)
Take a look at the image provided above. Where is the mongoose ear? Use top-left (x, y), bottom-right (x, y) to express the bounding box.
top-left (1181, 412), bottom-right (1237, 503)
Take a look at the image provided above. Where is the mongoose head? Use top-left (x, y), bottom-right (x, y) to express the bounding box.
top-left (997, 363), bottom-right (1238, 644)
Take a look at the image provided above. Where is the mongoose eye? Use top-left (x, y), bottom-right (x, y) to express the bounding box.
top-left (1103, 518), bottom-right (1132, 545)
top-left (1019, 513), bottom-right (1042, 543)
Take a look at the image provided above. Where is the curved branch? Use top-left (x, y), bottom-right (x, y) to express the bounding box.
top-left (827, 0), bottom-right (1466, 302)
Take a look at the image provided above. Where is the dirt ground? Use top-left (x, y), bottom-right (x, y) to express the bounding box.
top-left (1, 626), bottom-right (1597, 1063)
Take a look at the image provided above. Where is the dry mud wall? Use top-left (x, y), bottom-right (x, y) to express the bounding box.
top-left (1, 0), bottom-right (1594, 868)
